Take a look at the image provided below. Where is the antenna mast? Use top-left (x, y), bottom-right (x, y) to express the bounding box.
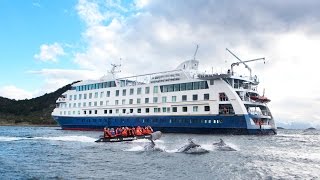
top-left (108, 58), bottom-right (122, 78)
top-left (193, 44), bottom-right (199, 60)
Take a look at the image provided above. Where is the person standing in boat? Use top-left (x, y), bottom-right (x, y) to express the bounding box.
top-left (104, 127), bottom-right (112, 138)
top-left (110, 128), bottom-right (115, 137)
top-left (115, 127), bottom-right (122, 137)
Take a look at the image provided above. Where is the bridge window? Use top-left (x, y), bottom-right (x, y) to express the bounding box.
top-left (174, 84), bottom-right (180, 91)
top-left (193, 82), bottom-right (200, 90)
top-left (180, 83), bottom-right (186, 91)
top-left (186, 82), bottom-right (193, 90)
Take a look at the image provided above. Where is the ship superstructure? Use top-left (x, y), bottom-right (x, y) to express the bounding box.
top-left (52, 49), bottom-right (276, 135)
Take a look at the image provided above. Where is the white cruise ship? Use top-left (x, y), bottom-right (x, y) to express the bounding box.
top-left (52, 49), bottom-right (277, 135)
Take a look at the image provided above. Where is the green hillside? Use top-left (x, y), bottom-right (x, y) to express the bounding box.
top-left (0, 81), bottom-right (79, 125)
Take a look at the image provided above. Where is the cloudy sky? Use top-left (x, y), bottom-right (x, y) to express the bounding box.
top-left (0, 0), bottom-right (319, 128)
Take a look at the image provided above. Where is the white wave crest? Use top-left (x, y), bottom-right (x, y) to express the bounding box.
top-left (33, 135), bottom-right (96, 142)
top-left (0, 136), bottom-right (22, 142)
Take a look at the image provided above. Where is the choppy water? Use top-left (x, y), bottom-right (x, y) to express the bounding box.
top-left (0, 126), bottom-right (319, 180)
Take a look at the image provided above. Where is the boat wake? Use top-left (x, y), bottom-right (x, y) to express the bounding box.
top-left (0, 135), bottom-right (96, 143)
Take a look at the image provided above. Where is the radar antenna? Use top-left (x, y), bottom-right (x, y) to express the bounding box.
top-left (108, 58), bottom-right (122, 78)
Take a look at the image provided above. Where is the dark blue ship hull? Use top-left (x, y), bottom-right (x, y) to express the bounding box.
top-left (52, 115), bottom-right (276, 135)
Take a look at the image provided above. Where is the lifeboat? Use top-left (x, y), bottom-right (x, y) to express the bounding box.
top-left (250, 96), bottom-right (271, 103)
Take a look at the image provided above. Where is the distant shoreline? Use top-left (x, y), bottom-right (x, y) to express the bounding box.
top-left (0, 123), bottom-right (59, 127)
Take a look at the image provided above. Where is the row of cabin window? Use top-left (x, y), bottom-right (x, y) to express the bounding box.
top-left (75, 81), bottom-right (116, 91)
top-left (83, 105), bottom-right (211, 115)
top-left (62, 94), bottom-right (212, 108)
top-left (79, 118), bottom-right (222, 124)
top-left (70, 81), bottom-right (211, 100)
top-left (61, 104), bottom-right (234, 116)
top-left (160, 81), bottom-right (209, 92)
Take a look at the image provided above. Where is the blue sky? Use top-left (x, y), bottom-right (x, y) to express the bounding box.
top-left (0, 0), bottom-right (320, 128)
top-left (0, 0), bottom-right (82, 92)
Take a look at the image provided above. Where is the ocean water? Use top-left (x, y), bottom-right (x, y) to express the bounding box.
top-left (0, 126), bottom-right (319, 180)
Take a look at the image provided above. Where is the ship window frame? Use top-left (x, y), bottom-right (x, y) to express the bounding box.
top-left (204, 93), bottom-right (209, 100)
top-left (137, 87), bottom-right (142, 95)
top-left (180, 83), bottom-right (186, 91)
top-left (145, 87), bottom-right (150, 94)
top-left (193, 94), bottom-right (198, 101)
top-left (182, 95), bottom-right (187, 101)
top-left (193, 106), bottom-right (198, 112)
top-left (186, 82), bottom-right (193, 90)
top-left (172, 107), bottom-right (177, 112)
top-left (182, 106), bottom-right (188, 112)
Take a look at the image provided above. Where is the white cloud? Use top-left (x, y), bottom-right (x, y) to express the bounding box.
top-left (29, 69), bottom-right (103, 96)
top-left (0, 85), bottom-right (33, 100)
top-left (34, 42), bottom-right (65, 62)
top-left (76, 0), bottom-right (104, 26)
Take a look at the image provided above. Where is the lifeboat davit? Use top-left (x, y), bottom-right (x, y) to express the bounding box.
top-left (250, 96), bottom-right (271, 103)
